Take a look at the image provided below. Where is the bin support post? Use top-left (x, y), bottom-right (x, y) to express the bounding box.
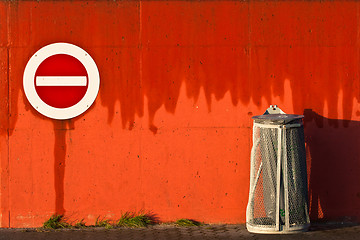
top-left (276, 127), bottom-right (282, 231)
top-left (282, 126), bottom-right (290, 230)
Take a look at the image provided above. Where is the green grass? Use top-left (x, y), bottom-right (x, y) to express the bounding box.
top-left (116, 212), bottom-right (152, 227)
top-left (175, 219), bottom-right (201, 227)
top-left (42, 215), bottom-right (71, 229)
top-left (74, 219), bottom-right (87, 229)
top-left (42, 213), bottom-right (201, 229)
top-left (95, 217), bottom-right (113, 229)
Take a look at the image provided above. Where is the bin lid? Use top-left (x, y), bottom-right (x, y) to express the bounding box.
top-left (252, 113), bottom-right (304, 125)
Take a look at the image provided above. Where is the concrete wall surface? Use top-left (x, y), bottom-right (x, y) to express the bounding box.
top-left (0, 0), bottom-right (359, 227)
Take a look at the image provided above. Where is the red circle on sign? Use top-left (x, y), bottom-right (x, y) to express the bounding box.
top-left (34, 54), bottom-right (88, 108)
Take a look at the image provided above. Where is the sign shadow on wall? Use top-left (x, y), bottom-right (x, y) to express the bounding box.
top-left (303, 109), bottom-right (360, 224)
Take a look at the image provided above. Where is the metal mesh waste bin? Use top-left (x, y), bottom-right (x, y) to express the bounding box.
top-left (246, 105), bottom-right (310, 234)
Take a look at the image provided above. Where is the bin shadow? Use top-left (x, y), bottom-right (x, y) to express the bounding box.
top-left (309, 221), bottom-right (358, 231)
top-left (303, 109), bottom-right (360, 225)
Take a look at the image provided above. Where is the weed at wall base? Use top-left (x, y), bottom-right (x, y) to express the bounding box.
top-left (41, 214), bottom-right (202, 230)
top-left (175, 219), bottom-right (201, 227)
top-left (117, 212), bottom-right (152, 228)
top-left (42, 215), bottom-right (71, 229)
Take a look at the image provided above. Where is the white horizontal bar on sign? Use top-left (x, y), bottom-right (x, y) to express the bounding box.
top-left (36, 76), bottom-right (87, 86)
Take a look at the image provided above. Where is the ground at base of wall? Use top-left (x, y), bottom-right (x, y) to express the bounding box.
top-left (0, 223), bottom-right (359, 240)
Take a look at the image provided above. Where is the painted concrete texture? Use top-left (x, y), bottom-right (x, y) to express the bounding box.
top-left (0, 0), bottom-right (359, 227)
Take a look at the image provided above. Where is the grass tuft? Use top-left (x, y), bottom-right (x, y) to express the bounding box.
top-left (42, 212), bottom-right (155, 229)
top-left (74, 219), bottom-right (87, 229)
top-left (43, 215), bottom-right (71, 229)
top-left (175, 219), bottom-right (201, 227)
top-left (95, 217), bottom-right (113, 229)
top-left (116, 212), bottom-right (152, 227)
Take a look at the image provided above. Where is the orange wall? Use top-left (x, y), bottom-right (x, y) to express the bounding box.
top-left (0, 0), bottom-right (360, 227)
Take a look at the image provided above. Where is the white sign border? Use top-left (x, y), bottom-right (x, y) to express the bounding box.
top-left (23, 43), bottom-right (100, 120)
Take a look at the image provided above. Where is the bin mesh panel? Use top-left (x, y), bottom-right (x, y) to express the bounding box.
top-left (285, 126), bottom-right (309, 226)
top-left (248, 126), bottom-right (278, 227)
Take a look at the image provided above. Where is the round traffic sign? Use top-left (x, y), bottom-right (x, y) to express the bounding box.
top-left (23, 43), bottom-right (100, 120)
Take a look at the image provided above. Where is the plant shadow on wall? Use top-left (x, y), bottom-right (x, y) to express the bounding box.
top-left (303, 109), bottom-right (360, 223)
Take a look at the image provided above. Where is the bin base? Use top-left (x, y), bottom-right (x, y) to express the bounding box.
top-left (246, 223), bottom-right (310, 234)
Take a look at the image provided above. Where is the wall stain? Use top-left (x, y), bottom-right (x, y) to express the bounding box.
top-left (98, 1), bottom-right (359, 131)
top-left (4, 1), bottom-right (358, 134)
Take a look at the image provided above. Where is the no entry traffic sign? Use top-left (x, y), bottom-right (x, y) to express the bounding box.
top-left (23, 43), bottom-right (100, 120)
